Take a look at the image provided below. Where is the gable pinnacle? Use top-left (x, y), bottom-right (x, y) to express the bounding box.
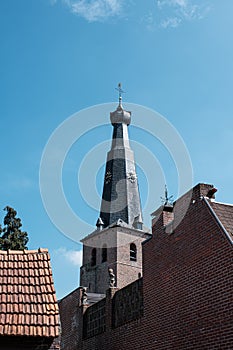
top-left (161, 185), bottom-right (173, 206)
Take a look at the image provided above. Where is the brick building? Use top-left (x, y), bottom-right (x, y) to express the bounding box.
top-left (0, 248), bottom-right (60, 349)
top-left (59, 98), bottom-right (233, 349)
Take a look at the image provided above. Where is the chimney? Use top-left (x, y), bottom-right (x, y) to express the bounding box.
top-left (151, 203), bottom-right (174, 230)
top-left (162, 204), bottom-right (174, 226)
top-left (192, 183), bottom-right (218, 200)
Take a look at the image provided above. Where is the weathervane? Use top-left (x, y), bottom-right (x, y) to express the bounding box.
top-left (115, 83), bottom-right (125, 105)
top-left (161, 185), bottom-right (173, 206)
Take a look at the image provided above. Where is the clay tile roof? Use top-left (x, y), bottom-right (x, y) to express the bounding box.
top-left (209, 201), bottom-right (233, 239)
top-left (0, 248), bottom-right (60, 338)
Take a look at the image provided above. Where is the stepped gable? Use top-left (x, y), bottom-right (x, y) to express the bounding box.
top-left (0, 248), bottom-right (60, 338)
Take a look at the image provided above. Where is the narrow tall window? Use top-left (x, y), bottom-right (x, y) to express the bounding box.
top-left (91, 248), bottom-right (96, 266)
top-left (130, 243), bottom-right (137, 261)
top-left (102, 244), bottom-right (107, 263)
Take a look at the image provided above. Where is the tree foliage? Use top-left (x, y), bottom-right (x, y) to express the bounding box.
top-left (0, 206), bottom-right (29, 250)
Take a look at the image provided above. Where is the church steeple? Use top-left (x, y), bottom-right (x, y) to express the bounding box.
top-left (98, 84), bottom-right (143, 229)
top-left (80, 88), bottom-right (151, 294)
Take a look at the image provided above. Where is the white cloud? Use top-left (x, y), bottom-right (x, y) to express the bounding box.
top-left (141, 12), bottom-right (156, 31)
top-left (158, 0), bottom-right (192, 10)
top-left (50, 0), bottom-right (210, 28)
top-left (55, 247), bottom-right (83, 266)
top-left (63, 0), bottom-right (123, 22)
top-left (155, 0), bottom-right (211, 29)
top-left (161, 17), bottom-right (181, 28)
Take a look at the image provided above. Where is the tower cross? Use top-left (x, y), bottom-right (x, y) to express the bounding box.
top-left (115, 83), bottom-right (125, 105)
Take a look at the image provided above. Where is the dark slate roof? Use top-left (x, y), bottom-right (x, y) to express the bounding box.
top-left (0, 248), bottom-right (60, 338)
top-left (99, 104), bottom-right (143, 229)
top-left (209, 201), bottom-right (233, 239)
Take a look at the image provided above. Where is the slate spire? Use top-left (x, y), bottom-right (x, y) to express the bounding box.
top-left (98, 85), bottom-right (143, 229)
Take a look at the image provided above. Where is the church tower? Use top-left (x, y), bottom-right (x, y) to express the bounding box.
top-left (80, 85), bottom-right (151, 294)
top-left (99, 88), bottom-right (143, 229)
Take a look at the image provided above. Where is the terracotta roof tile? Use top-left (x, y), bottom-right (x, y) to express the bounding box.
top-left (0, 249), bottom-right (60, 338)
top-left (209, 201), bottom-right (233, 239)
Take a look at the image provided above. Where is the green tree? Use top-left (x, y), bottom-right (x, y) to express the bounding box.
top-left (0, 206), bottom-right (29, 250)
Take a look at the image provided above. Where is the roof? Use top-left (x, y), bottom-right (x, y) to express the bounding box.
top-left (99, 103), bottom-right (143, 229)
top-left (87, 292), bottom-right (105, 304)
top-left (208, 200), bottom-right (233, 239)
top-left (81, 222), bottom-right (151, 245)
top-left (0, 248), bottom-right (60, 338)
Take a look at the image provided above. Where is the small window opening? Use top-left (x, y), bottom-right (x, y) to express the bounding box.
top-left (102, 244), bottom-right (107, 263)
top-left (91, 248), bottom-right (96, 266)
top-left (130, 243), bottom-right (137, 262)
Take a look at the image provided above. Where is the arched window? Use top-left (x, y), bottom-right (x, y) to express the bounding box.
top-left (91, 248), bottom-right (96, 266)
top-left (130, 243), bottom-right (137, 261)
top-left (102, 244), bottom-right (107, 263)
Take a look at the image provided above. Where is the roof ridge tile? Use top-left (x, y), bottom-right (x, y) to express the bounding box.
top-left (0, 248), bottom-right (49, 256)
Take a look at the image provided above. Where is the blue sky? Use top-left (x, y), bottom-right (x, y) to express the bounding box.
top-left (1, 0), bottom-right (233, 298)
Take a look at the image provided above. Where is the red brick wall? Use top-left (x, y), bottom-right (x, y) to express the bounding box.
top-left (142, 191), bottom-right (233, 349)
top-left (59, 288), bottom-right (83, 350)
top-left (61, 184), bottom-right (233, 349)
top-left (83, 298), bottom-right (106, 339)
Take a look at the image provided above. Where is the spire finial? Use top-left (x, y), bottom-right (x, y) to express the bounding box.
top-left (115, 82), bottom-right (125, 107)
